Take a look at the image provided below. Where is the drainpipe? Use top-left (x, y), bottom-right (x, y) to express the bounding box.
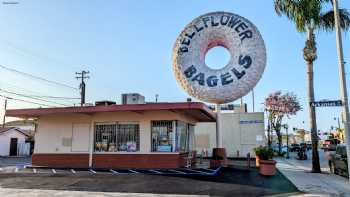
top-left (89, 121), bottom-right (94, 168)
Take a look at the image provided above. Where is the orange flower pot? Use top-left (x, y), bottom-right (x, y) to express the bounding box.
top-left (259, 160), bottom-right (276, 176)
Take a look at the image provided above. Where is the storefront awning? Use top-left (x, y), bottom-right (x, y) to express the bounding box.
top-left (6, 102), bottom-right (216, 122)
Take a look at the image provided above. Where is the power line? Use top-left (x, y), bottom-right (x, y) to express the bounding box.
top-left (0, 88), bottom-right (70, 107)
top-left (27, 95), bottom-right (80, 100)
top-left (0, 64), bottom-right (78, 90)
top-left (0, 81), bottom-right (79, 100)
top-left (0, 94), bottom-right (54, 107)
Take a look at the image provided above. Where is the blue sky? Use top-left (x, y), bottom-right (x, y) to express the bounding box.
top-left (0, 0), bottom-right (349, 132)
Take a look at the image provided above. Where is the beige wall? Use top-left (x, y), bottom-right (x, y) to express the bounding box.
top-left (35, 110), bottom-right (197, 154)
top-left (195, 112), bottom-right (265, 157)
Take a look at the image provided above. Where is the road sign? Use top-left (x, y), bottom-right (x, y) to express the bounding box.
top-left (310, 100), bottom-right (342, 107)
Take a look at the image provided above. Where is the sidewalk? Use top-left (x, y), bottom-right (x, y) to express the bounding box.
top-left (276, 157), bottom-right (350, 197)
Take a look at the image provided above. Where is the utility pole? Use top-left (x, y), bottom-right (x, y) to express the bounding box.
top-left (333, 0), bottom-right (350, 182)
top-left (76, 70), bottom-right (90, 106)
top-left (2, 99), bottom-right (7, 128)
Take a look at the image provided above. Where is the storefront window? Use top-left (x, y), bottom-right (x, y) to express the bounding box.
top-left (176, 121), bottom-right (189, 152)
top-left (95, 123), bottom-right (117, 152)
top-left (94, 122), bottom-right (140, 152)
top-left (151, 121), bottom-right (173, 152)
top-left (188, 124), bottom-right (195, 151)
top-left (151, 120), bottom-right (194, 153)
top-left (117, 123), bottom-right (140, 152)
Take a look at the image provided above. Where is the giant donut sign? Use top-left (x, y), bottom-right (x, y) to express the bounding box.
top-left (172, 12), bottom-right (266, 104)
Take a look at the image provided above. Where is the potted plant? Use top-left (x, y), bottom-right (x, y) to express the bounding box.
top-left (254, 146), bottom-right (276, 176)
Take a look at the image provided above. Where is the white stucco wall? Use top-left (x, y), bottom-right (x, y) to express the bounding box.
top-left (34, 110), bottom-right (197, 154)
top-left (195, 112), bottom-right (265, 157)
top-left (0, 129), bottom-right (27, 156)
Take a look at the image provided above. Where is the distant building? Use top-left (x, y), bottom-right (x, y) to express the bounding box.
top-left (0, 127), bottom-right (30, 156)
top-left (2, 119), bottom-right (35, 137)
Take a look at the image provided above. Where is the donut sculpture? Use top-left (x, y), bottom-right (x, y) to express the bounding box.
top-left (172, 11), bottom-right (266, 104)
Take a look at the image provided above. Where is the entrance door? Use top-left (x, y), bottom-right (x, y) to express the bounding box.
top-left (9, 138), bottom-right (18, 156)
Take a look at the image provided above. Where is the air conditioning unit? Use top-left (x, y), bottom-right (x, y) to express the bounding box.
top-left (121, 93), bottom-right (145, 104)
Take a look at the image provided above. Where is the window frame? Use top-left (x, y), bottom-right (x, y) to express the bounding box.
top-left (94, 121), bottom-right (140, 153)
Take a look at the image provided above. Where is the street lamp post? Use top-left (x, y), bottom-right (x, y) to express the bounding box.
top-left (333, 0), bottom-right (350, 182)
top-left (283, 124), bottom-right (290, 159)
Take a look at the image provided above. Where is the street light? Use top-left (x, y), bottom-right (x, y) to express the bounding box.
top-left (283, 124), bottom-right (290, 159)
top-left (333, 0), bottom-right (350, 182)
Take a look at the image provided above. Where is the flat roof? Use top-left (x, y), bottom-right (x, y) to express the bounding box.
top-left (6, 102), bottom-right (216, 122)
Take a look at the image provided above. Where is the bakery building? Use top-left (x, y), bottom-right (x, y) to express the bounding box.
top-left (6, 96), bottom-right (215, 169)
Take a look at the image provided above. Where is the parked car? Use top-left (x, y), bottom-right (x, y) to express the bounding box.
top-left (299, 143), bottom-right (308, 150)
top-left (290, 143), bottom-right (300, 152)
top-left (306, 143), bottom-right (312, 150)
top-left (323, 139), bottom-right (340, 152)
top-left (328, 144), bottom-right (348, 178)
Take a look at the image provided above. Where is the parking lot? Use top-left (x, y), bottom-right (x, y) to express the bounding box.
top-left (0, 157), bottom-right (299, 196)
top-left (0, 167), bottom-right (298, 197)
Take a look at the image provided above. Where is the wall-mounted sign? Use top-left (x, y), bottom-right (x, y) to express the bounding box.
top-left (310, 100), bottom-right (342, 107)
top-left (172, 11), bottom-right (266, 104)
top-left (239, 120), bottom-right (264, 124)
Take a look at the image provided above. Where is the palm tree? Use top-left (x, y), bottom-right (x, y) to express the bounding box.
top-left (274, 0), bottom-right (350, 173)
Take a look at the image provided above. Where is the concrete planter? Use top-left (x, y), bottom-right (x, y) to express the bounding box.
top-left (259, 160), bottom-right (276, 176)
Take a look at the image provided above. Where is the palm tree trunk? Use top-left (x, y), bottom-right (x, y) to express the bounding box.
top-left (305, 30), bottom-right (321, 173)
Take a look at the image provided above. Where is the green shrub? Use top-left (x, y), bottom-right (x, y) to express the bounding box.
top-left (254, 146), bottom-right (274, 160)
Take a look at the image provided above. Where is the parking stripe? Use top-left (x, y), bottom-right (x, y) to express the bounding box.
top-left (33, 168), bottom-right (37, 173)
top-left (169, 169), bottom-right (186, 174)
top-left (71, 169), bottom-right (76, 174)
top-left (110, 169), bottom-right (118, 174)
top-left (14, 168), bottom-right (18, 173)
top-left (89, 169), bottom-right (96, 174)
top-left (200, 168), bottom-right (215, 172)
top-left (185, 169), bottom-right (210, 174)
top-left (52, 169), bottom-right (56, 174)
top-left (128, 169), bottom-right (139, 173)
top-left (148, 170), bottom-right (162, 174)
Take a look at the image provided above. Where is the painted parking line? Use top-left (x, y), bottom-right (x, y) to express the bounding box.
top-left (89, 169), bottom-right (96, 174)
top-left (70, 169), bottom-right (76, 174)
top-left (52, 169), bottom-right (56, 174)
top-left (148, 169), bottom-right (162, 174)
top-left (200, 168), bottom-right (215, 172)
top-left (110, 169), bottom-right (118, 174)
top-left (184, 169), bottom-right (210, 174)
top-left (128, 169), bottom-right (139, 174)
top-left (169, 169), bottom-right (186, 174)
top-left (33, 168), bottom-right (37, 173)
top-left (14, 168), bottom-right (18, 173)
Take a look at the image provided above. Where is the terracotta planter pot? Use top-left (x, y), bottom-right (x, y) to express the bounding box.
top-left (210, 148), bottom-right (228, 168)
top-left (255, 156), bottom-right (260, 167)
top-left (259, 160), bottom-right (276, 176)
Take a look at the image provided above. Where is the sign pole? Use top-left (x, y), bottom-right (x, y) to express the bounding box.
top-left (333, 0), bottom-right (350, 182)
top-left (216, 104), bottom-right (222, 148)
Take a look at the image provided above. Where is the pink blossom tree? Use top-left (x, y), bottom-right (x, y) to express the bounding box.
top-left (265, 91), bottom-right (302, 155)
